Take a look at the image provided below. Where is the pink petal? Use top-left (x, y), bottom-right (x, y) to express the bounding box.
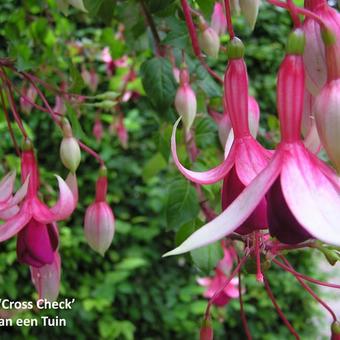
top-left (0, 203), bottom-right (31, 242)
top-left (163, 153), bottom-right (283, 256)
top-left (32, 198), bottom-right (56, 224)
top-left (171, 118), bottom-right (235, 184)
top-left (66, 172), bottom-right (78, 205)
top-left (197, 277), bottom-right (212, 287)
top-left (9, 174), bottom-right (30, 206)
top-left (0, 205), bottom-right (20, 220)
top-left (303, 121), bottom-right (322, 154)
top-left (49, 175), bottom-right (76, 221)
top-left (0, 171), bottom-right (16, 202)
top-left (30, 251), bottom-right (61, 302)
top-left (281, 144), bottom-right (340, 246)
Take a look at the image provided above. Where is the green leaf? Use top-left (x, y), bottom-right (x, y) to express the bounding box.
top-left (69, 62), bottom-right (85, 93)
top-left (191, 241), bottom-right (223, 274)
top-left (84, 0), bottom-right (115, 24)
top-left (165, 178), bottom-right (200, 230)
top-left (142, 152), bottom-right (167, 182)
top-left (140, 57), bottom-right (177, 111)
top-left (195, 116), bottom-right (218, 148)
top-left (163, 18), bottom-right (189, 49)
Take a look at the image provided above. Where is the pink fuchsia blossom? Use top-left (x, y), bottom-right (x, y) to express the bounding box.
top-left (81, 67), bottom-right (99, 93)
top-left (30, 249), bottom-right (61, 302)
top-left (164, 29), bottom-right (340, 256)
top-left (101, 47), bottom-right (128, 76)
top-left (302, 0), bottom-right (340, 95)
top-left (115, 114), bottom-right (128, 148)
top-left (175, 66), bottom-right (197, 132)
top-left (20, 84), bottom-right (37, 115)
top-left (314, 30), bottom-right (340, 172)
top-left (93, 116), bottom-right (104, 142)
top-left (211, 2), bottom-right (227, 36)
top-left (171, 37), bottom-right (271, 236)
top-left (197, 244), bottom-right (239, 307)
top-left (84, 167), bottom-right (115, 256)
top-left (0, 140), bottom-right (75, 267)
top-left (0, 171), bottom-right (29, 220)
top-left (200, 319), bottom-right (214, 340)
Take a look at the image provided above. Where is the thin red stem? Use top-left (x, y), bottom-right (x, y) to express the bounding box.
top-left (287, 0), bottom-right (301, 28)
top-left (21, 72), bottom-right (60, 125)
top-left (280, 256), bottom-right (337, 322)
top-left (180, 0), bottom-right (223, 84)
top-left (0, 68), bottom-right (28, 138)
top-left (267, 0), bottom-right (326, 27)
top-left (78, 140), bottom-right (104, 166)
top-left (263, 274), bottom-right (300, 339)
top-left (272, 258), bottom-right (340, 289)
top-left (238, 263), bottom-right (252, 340)
top-left (205, 254), bottom-right (249, 318)
top-left (0, 84), bottom-right (20, 155)
top-left (224, 0), bottom-right (235, 39)
top-left (255, 232), bottom-right (263, 282)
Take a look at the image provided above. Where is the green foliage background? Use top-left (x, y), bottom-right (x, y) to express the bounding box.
top-left (0, 0), bottom-right (334, 339)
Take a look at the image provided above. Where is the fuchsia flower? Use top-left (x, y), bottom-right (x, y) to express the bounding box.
top-left (101, 47), bottom-right (128, 76)
top-left (197, 244), bottom-right (239, 307)
top-left (302, 0), bottom-right (340, 95)
top-left (84, 167), bottom-right (115, 256)
top-left (81, 66), bottom-right (99, 93)
top-left (30, 236), bottom-right (61, 301)
top-left (115, 114), bottom-right (128, 149)
top-left (211, 2), bottom-right (227, 36)
top-left (93, 116), bottom-right (104, 142)
top-left (171, 37), bottom-right (271, 236)
top-left (164, 29), bottom-right (340, 256)
top-left (314, 30), bottom-right (340, 172)
top-left (0, 140), bottom-right (75, 267)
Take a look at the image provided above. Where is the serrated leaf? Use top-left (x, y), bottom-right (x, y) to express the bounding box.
top-left (163, 18), bottom-right (189, 49)
top-left (165, 178), bottom-right (200, 230)
top-left (195, 117), bottom-right (217, 148)
top-left (140, 57), bottom-right (177, 111)
top-left (191, 242), bottom-right (223, 274)
top-left (69, 0), bottom-right (87, 12)
top-left (142, 152), bottom-right (167, 182)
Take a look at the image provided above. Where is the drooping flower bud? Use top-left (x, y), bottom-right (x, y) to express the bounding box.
top-left (93, 116), bottom-right (104, 142)
top-left (174, 65), bottom-right (197, 132)
top-left (59, 118), bottom-right (81, 173)
top-left (302, 1), bottom-right (340, 95)
top-left (200, 318), bottom-right (214, 340)
top-left (30, 251), bottom-right (61, 302)
top-left (114, 114), bottom-right (128, 148)
top-left (211, 3), bottom-right (227, 36)
top-left (20, 84), bottom-right (37, 115)
top-left (199, 17), bottom-right (220, 58)
top-left (314, 32), bottom-right (340, 172)
top-left (331, 321), bottom-right (340, 340)
top-left (239, 0), bottom-right (260, 30)
top-left (84, 167), bottom-right (115, 256)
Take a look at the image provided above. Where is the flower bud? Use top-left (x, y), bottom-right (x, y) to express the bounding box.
top-left (211, 3), bottom-right (227, 36)
top-left (200, 318), bottom-right (213, 340)
top-left (60, 118), bottom-right (81, 173)
top-left (331, 321), bottom-right (340, 340)
top-left (84, 168), bottom-right (115, 256)
top-left (314, 79), bottom-right (340, 172)
top-left (175, 66), bottom-right (197, 132)
top-left (239, 0), bottom-right (260, 30)
top-left (30, 252), bottom-right (61, 302)
top-left (302, 3), bottom-right (340, 95)
top-left (93, 117), bottom-right (104, 142)
top-left (199, 18), bottom-right (220, 58)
